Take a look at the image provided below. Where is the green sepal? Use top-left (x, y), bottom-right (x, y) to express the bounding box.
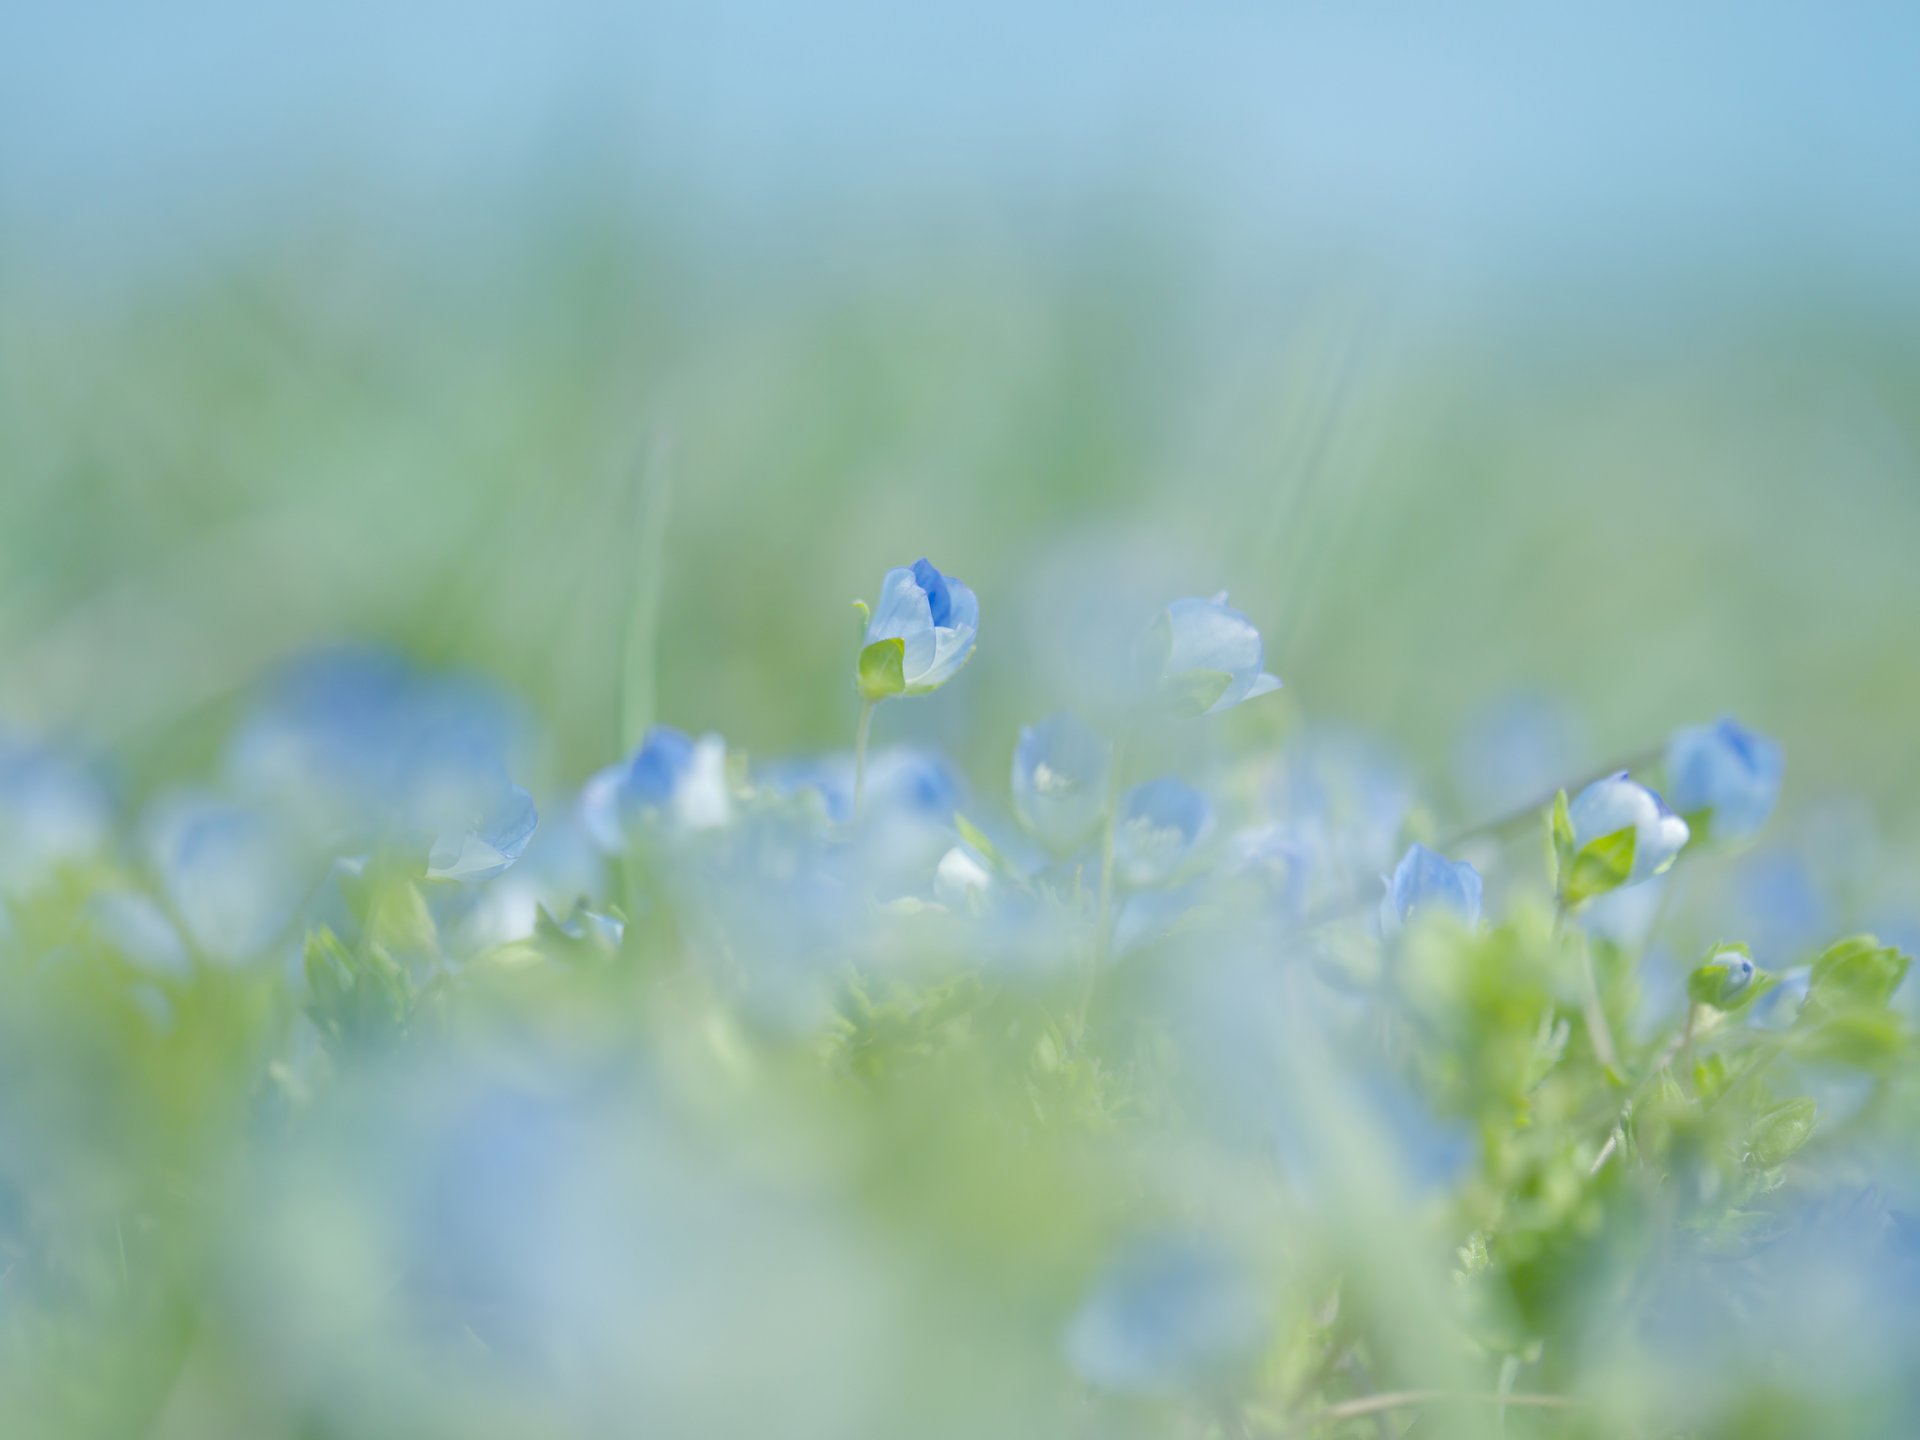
top-left (1747, 1097), bottom-right (1817, 1168)
top-left (1562, 826), bottom-right (1636, 906)
top-left (857, 637), bottom-right (906, 701)
top-left (1158, 668), bottom-right (1233, 718)
top-left (1687, 941), bottom-right (1771, 1011)
top-left (953, 813), bottom-right (1011, 875)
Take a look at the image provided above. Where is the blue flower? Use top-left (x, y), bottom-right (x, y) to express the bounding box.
top-left (1380, 843), bottom-right (1483, 930)
top-left (1147, 594), bottom-right (1281, 716)
top-left (145, 793), bottom-right (303, 965)
top-left (1065, 1235), bottom-right (1270, 1396)
top-left (860, 558), bottom-right (979, 697)
top-left (1569, 772), bottom-right (1690, 887)
top-left (0, 737), bottom-right (113, 897)
top-left (1011, 711), bottom-right (1111, 856)
top-left (399, 727), bottom-right (540, 883)
top-left (1666, 717), bottom-right (1784, 844)
top-left (227, 647), bottom-right (537, 880)
top-left (580, 726), bottom-right (729, 851)
top-left (1115, 779), bottom-right (1212, 887)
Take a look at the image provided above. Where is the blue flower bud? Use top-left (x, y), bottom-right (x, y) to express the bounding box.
top-left (1011, 711), bottom-right (1111, 856)
top-left (1115, 779), bottom-right (1212, 887)
top-left (1147, 594), bottom-right (1281, 716)
top-left (1666, 717), bottom-right (1784, 844)
top-left (1568, 772), bottom-right (1690, 887)
top-left (860, 558), bottom-right (979, 697)
top-left (1380, 843), bottom-right (1483, 931)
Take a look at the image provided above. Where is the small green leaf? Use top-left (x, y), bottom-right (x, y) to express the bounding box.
top-left (953, 813), bottom-right (1010, 875)
top-left (1747, 1097), bottom-right (1816, 1168)
top-left (1158, 668), bottom-right (1233, 717)
top-left (1808, 934), bottom-right (1911, 1011)
top-left (857, 637), bottom-right (906, 701)
top-left (1563, 826), bottom-right (1636, 905)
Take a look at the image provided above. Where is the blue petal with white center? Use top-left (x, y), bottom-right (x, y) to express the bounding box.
top-left (1011, 711), bottom-right (1111, 856)
top-left (1115, 778), bottom-right (1212, 887)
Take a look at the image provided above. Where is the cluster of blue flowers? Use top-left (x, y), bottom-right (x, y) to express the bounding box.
top-left (6, 552), bottom-right (1911, 1433)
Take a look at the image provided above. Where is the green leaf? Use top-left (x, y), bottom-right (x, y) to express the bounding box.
top-left (1563, 826), bottom-right (1636, 905)
top-left (1687, 942), bottom-right (1769, 1010)
top-left (857, 636), bottom-right (906, 701)
top-left (953, 813), bottom-right (1011, 875)
top-left (1808, 934), bottom-right (1911, 1011)
top-left (1747, 1097), bottom-right (1817, 1168)
top-left (1157, 668), bottom-right (1233, 717)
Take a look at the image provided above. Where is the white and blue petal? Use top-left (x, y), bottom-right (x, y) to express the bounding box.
top-left (1155, 596), bottom-right (1280, 715)
top-left (1569, 772), bottom-right (1690, 886)
top-left (864, 567), bottom-right (938, 684)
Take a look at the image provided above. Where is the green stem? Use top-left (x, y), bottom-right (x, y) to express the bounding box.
top-left (852, 699), bottom-right (876, 819)
top-left (1081, 735), bottom-right (1128, 1037)
top-left (1558, 897), bottom-right (1621, 1076)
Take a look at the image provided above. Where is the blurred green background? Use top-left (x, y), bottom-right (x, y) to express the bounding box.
top-left (3, 1), bottom-right (1918, 822)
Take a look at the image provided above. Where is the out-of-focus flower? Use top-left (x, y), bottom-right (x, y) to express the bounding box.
top-left (580, 727), bottom-right (729, 852)
top-left (1666, 717), bottom-right (1784, 844)
top-left (858, 558), bottom-right (978, 699)
top-left (933, 845), bottom-right (992, 909)
top-left (1011, 711), bottom-right (1110, 856)
top-left (403, 729), bottom-right (539, 883)
top-left (1115, 779), bottom-right (1211, 887)
top-left (227, 647), bottom-right (537, 880)
top-left (1144, 594), bottom-right (1281, 717)
top-left (86, 889), bottom-right (191, 979)
top-left (1065, 1235), bottom-right (1270, 1396)
top-left (1380, 843), bottom-right (1482, 931)
top-left (0, 737), bottom-right (113, 896)
top-left (146, 793), bottom-right (304, 965)
top-left (759, 746), bottom-right (959, 829)
top-left (1568, 772), bottom-right (1690, 890)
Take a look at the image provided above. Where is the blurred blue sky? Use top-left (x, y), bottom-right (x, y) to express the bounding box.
top-left (4, 1), bottom-right (1919, 305)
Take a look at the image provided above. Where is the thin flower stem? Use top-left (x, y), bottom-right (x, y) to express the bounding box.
top-left (1080, 735), bottom-right (1128, 1037)
top-left (852, 699), bottom-right (876, 819)
top-left (1557, 897), bottom-right (1622, 1076)
top-left (1440, 743), bottom-right (1666, 853)
top-left (1270, 1390), bottom-right (1582, 1436)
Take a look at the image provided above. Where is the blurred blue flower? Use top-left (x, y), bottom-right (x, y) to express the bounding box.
top-left (1380, 843), bottom-right (1482, 931)
top-left (146, 793), bottom-right (304, 965)
top-left (861, 558), bottom-right (979, 696)
top-left (1147, 594), bottom-right (1281, 716)
top-left (580, 726), bottom-right (730, 851)
top-left (1666, 717), bottom-right (1784, 843)
top-left (227, 647), bottom-right (537, 880)
top-left (1115, 779), bottom-right (1212, 887)
top-left (0, 737), bottom-right (113, 896)
top-left (1011, 711), bottom-right (1111, 856)
top-left (1065, 1235), bottom-right (1270, 1395)
top-left (1569, 772), bottom-right (1690, 886)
